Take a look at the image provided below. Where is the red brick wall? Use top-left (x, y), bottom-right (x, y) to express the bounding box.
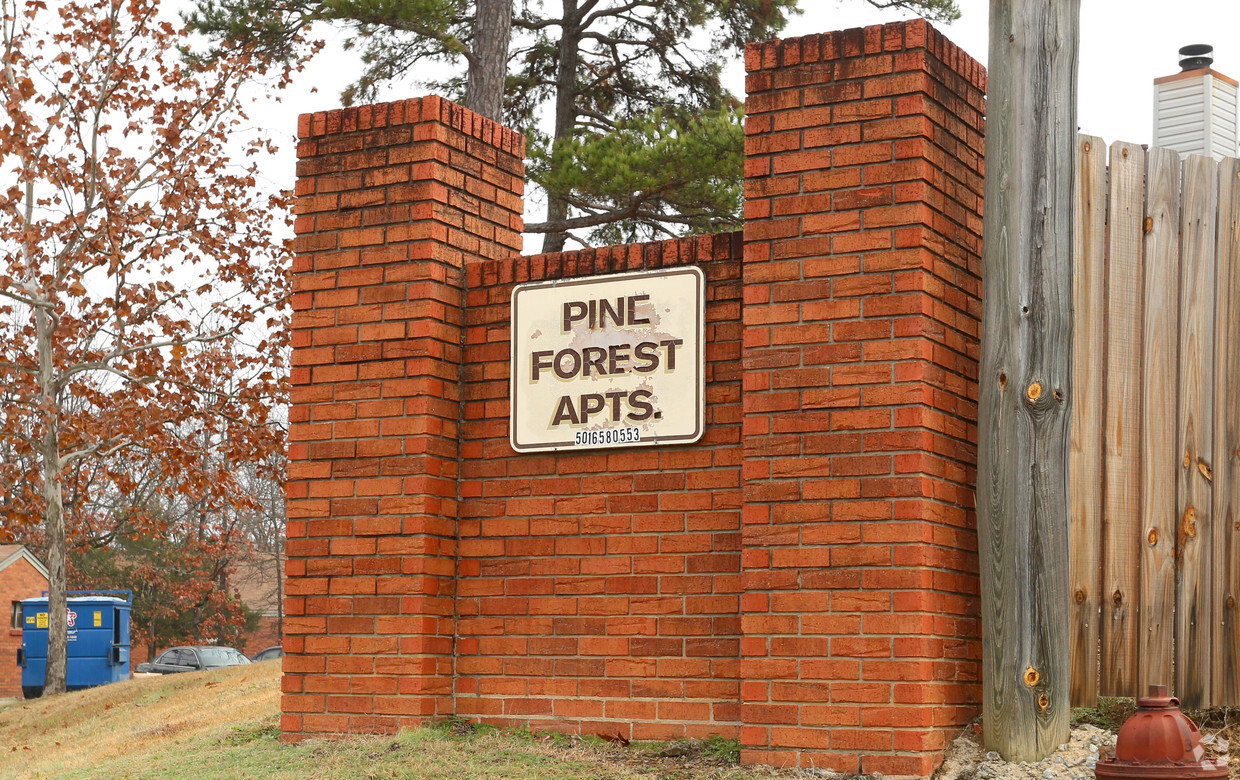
top-left (457, 234), bottom-right (744, 739)
top-left (284, 96), bottom-right (524, 736)
top-left (739, 22), bottom-right (984, 776)
top-left (283, 19), bottom-right (985, 776)
top-left (0, 557), bottom-right (49, 698)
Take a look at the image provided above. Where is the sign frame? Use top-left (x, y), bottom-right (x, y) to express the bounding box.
top-left (509, 266), bottom-right (706, 453)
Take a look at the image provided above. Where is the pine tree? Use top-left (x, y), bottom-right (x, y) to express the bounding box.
top-left (187, 0), bottom-right (961, 248)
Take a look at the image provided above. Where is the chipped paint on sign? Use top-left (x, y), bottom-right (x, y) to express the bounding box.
top-left (510, 267), bottom-right (705, 452)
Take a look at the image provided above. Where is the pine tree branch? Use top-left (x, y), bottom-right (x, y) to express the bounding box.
top-left (579, 31), bottom-right (647, 47)
top-left (525, 192), bottom-right (653, 233)
top-left (581, 0), bottom-right (656, 31)
top-left (512, 16), bottom-right (564, 32)
top-left (865, 0), bottom-right (960, 22)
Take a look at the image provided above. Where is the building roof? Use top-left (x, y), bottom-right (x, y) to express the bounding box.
top-left (0, 545), bottom-right (50, 580)
top-left (1154, 67), bottom-right (1240, 88)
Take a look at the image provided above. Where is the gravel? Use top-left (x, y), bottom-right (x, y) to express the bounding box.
top-left (933, 724), bottom-right (1118, 780)
top-left (743, 719), bottom-right (1238, 780)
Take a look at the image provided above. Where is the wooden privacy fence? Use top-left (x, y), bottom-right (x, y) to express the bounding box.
top-left (1069, 136), bottom-right (1240, 708)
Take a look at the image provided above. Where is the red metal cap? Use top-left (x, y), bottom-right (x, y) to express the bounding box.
top-left (1095, 685), bottom-right (1228, 779)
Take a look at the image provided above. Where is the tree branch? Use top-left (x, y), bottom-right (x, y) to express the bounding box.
top-left (524, 192), bottom-right (653, 233)
top-left (0, 286), bottom-right (49, 309)
top-left (61, 437), bottom-right (132, 467)
top-left (581, 0), bottom-right (654, 31)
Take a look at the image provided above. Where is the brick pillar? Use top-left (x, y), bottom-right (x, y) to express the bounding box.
top-left (739, 21), bottom-right (985, 776)
top-left (284, 97), bottom-right (524, 738)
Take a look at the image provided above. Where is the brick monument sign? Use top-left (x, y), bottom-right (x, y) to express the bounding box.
top-left (284, 19), bottom-right (985, 777)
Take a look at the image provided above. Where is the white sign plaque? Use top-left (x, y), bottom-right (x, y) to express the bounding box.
top-left (509, 266), bottom-right (705, 452)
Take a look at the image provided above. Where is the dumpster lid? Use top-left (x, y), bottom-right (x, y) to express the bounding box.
top-left (22, 595), bottom-right (131, 605)
top-left (22, 590), bottom-right (133, 605)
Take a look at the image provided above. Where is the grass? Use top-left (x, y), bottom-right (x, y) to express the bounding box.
top-left (6, 667), bottom-right (1240, 780)
top-left (0, 663), bottom-right (788, 780)
top-left (1070, 696), bottom-right (1138, 732)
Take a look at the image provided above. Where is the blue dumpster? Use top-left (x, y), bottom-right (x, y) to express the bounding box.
top-left (16, 591), bottom-right (132, 698)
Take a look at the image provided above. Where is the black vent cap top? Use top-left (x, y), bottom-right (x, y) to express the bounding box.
top-left (1179, 44), bottom-right (1214, 71)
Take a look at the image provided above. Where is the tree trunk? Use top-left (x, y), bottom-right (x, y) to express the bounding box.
top-left (541, 0), bottom-right (582, 254)
top-left (36, 302), bottom-right (68, 696)
top-left (977, 0), bottom-right (1079, 762)
top-left (465, 0), bottom-right (512, 120)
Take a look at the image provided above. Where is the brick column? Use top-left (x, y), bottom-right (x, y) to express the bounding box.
top-left (739, 21), bottom-right (985, 776)
top-left (283, 97), bottom-right (524, 738)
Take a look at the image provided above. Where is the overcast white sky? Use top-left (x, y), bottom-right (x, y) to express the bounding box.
top-left (247, 0), bottom-right (1240, 247)
top-left (786, 0), bottom-right (1240, 147)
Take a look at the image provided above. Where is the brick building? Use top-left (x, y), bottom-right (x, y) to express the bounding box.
top-left (233, 550), bottom-right (285, 657)
top-left (284, 19), bottom-right (985, 777)
top-left (0, 546), bottom-right (50, 699)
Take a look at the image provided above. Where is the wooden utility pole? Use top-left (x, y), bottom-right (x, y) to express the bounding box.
top-left (977, 0), bottom-right (1080, 762)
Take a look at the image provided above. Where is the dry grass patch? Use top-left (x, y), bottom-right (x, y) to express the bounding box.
top-left (0, 661), bottom-right (280, 779)
top-left (0, 663), bottom-right (815, 780)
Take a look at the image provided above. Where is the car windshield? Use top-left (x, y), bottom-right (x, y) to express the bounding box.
top-left (197, 648), bottom-right (247, 667)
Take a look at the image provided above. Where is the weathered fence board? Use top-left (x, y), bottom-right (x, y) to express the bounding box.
top-left (1099, 141), bottom-right (1145, 697)
top-left (1069, 135), bottom-right (1106, 706)
top-left (1070, 143), bottom-right (1240, 707)
top-left (1139, 147), bottom-right (1181, 695)
top-left (1213, 157), bottom-right (1240, 704)
top-left (1175, 154), bottom-right (1217, 710)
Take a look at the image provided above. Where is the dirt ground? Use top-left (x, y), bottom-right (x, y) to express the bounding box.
top-left (930, 717), bottom-right (1236, 780)
top-left (516, 714), bottom-right (1235, 780)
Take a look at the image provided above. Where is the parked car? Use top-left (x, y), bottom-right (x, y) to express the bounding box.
top-left (250, 646), bottom-right (283, 663)
top-left (134, 646), bottom-right (250, 674)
